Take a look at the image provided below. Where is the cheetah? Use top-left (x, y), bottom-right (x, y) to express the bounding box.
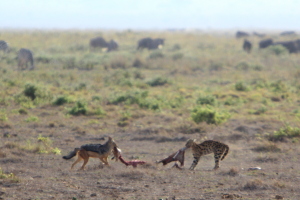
top-left (185, 139), bottom-right (229, 170)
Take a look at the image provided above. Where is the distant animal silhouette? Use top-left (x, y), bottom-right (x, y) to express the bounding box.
top-left (243, 39), bottom-right (252, 53)
top-left (107, 39), bottom-right (119, 52)
top-left (259, 38), bottom-right (273, 49)
top-left (137, 37), bottom-right (165, 50)
top-left (273, 40), bottom-right (300, 53)
top-left (63, 137), bottom-right (117, 170)
top-left (280, 31), bottom-right (296, 36)
top-left (236, 31), bottom-right (250, 38)
top-left (0, 40), bottom-right (9, 53)
top-left (17, 48), bottom-right (34, 70)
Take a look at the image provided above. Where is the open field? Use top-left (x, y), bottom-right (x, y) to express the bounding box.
top-left (0, 30), bottom-right (300, 199)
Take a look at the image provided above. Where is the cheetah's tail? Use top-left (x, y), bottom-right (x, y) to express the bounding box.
top-left (221, 145), bottom-right (229, 160)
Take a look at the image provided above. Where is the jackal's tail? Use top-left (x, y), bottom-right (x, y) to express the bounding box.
top-left (221, 145), bottom-right (229, 161)
top-left (62, 148), bottom-right (80, 160)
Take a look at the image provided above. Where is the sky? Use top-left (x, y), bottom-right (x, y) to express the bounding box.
top-left (1, 0), bottom-right (300, 31)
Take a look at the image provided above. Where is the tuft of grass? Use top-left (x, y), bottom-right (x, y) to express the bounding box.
top-left (0, 168), bottom-right (20, 183)
top-left (235, 81), bottom-right (250, 91)
top-left (146, 77), bottom-right (170, 87)
top-left (68, 100), bottom-right (88, 116)
top-left (25, 116), bottom-right (39, 122)
top-left (268, 125), bottom-right (300, 141)
top-left (251, 141), bottom-right (281, 152)
top-left (53, 95), bottom-right (73, 106)
top-left (191, 105), bottom-right (230, 125)
top-left (267, 45), bottom-right (289, 55)
top-left (243, 179), bottom-right (266, 190)
top-left (196, 94), bottom-right (217, 106)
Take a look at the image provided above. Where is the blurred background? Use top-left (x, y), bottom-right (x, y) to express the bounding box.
top-left (1, 0), bottom-right (299, 30)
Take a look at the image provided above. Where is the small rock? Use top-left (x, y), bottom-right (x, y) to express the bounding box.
top-left (90, 193), bottom-right (97, 197)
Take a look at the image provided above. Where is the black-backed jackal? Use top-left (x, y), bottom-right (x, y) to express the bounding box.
top-left (63, 137), bottom-right (117, 170)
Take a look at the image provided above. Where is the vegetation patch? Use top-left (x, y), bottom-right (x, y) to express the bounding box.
top-left (191, 105), bottom-right (230, 125)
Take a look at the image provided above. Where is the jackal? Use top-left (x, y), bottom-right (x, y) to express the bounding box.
top-left (63, 137), bottom-right (117, 170)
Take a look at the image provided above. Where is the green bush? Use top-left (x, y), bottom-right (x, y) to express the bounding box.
top-left (196, 94), bottom-right (217, 106)
top-left (108, 90), bottom-right (148, 105)
top-left (270, 80), bottom-right (287, 92)
top-left (191, 106), bottom-right (230, 125)
top-left (269, 125), bottom-right (300, 141)
top-left (68, 101), bottom-right (88, 116)
top-left (147, 77), bottom-right (170, 87)
top-left (172, 53), bottom-right (184, 60)
top-left (235, 81), bottom-right (250, 91)
top-left (22, 83), bottom-right (52, 104)
top-left (53, 96), bottom-right (72, 106)
top-left (149, 51), bottom-right (164, 59)
top-left (267, 45), bottom-right (289, 55)
top-left (138, 98), bottom-right (160, 111)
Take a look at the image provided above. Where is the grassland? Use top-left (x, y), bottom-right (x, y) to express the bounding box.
top-left (0, 29), bottom-right (300, 199)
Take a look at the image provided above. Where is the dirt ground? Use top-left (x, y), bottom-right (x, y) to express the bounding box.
top-left (0, 106), bottom-right (299, 200)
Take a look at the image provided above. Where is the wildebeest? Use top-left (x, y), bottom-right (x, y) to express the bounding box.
top-left (0, 40), bottom-right (9, 53)
top-left (236, 31), bottom-right (250, 38)
top-left (259, 39), bottom-right (273, 49)
top-left (273, 40), bottom-right (300, 53)
top-left (107, 40), bottom-right (119, 52)
top-left (151, 38), bottom-right (165, 49)
top-left (280, 31), bottom-right (297, 36)
top-left (253, 32), bottom-right (265, 38)
top-left (89, 37), bottom-right (108, 51)
top-left (137, 37), bottom-right (165, 50)
top-left (243, 39), bottom-right (252, 53)
top-left (17, 48), bottom-right (34, 70)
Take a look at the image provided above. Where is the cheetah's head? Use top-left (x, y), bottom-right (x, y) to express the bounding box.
top-left (185, 139), bottom-right (196, 148)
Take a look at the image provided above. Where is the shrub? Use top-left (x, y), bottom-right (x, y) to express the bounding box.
top-left (149, 51), bottom-right (164, 59)
top-left (172, 53), bottom-right (184, 60)
top-left (270, 80), bottom-right (287, 92)
top-left (146, 77), bottom-right (170, 87)
top-left (191, 106), bottom-right (230, 125)
top-left (268, 125), bottom-right (300, 141)
top-left (209, 62), bottom-right (223, 71)
top-left (138, 98), bottom-right (160, 111)
top-left (68, 101), bottom-right (88, 116)
top-left (23, 83), bottom-right (52, 103)
top-left (196, 94), bottom-right (217, 106)
top-left (108, 90), bottom-right (148, 105)
top-left (53, 96), bottom-right (72, 106)
top-left (235, 81), bottom-right (250, 91)
top-left (267, 45), bottom-right (289, 55)
top-left (25, 116), bottom-right (39, 122)
top-left (132, 58), bottom-right (144, 68)
top-left (235, 61), bottom-right (250, 71)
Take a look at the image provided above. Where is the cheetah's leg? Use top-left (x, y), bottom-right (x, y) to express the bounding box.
top-left (189, 156), bottom-right (200, 170)
top-left (213, 153), bottom-right (221, 170)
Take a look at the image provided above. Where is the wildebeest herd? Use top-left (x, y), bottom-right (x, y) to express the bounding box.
top-left (1, 31), bottom-right (299, 70)
top-left (238, 30), bottom-right (300, 54)
top-left (0, 36), bottom-right (165, 70)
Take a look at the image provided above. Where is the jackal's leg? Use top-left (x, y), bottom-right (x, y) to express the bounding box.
top-left (80, 157), bottom-right (89, 170)
top-left (71, 157), bottom-right (83, 170)
top-left (100, 156), bottom-right (109, 165)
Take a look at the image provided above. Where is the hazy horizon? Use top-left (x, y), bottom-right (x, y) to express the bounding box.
top-left (1, 0), bottom-right (300, 31)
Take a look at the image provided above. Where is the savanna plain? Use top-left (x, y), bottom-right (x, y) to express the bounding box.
top-left (0, 30), bottom-right (300, 200)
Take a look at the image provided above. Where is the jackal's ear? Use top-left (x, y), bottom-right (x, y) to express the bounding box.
top-left (108, 136), bottom-right (112, 140)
